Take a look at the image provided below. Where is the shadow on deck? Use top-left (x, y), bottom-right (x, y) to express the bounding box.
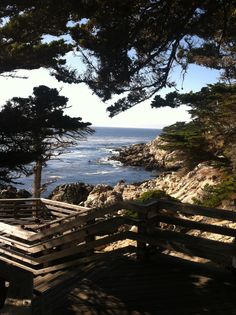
top-left (1, 198), bottom-right (236, 314)
top-left (58, 254), bottom-right (236, 315)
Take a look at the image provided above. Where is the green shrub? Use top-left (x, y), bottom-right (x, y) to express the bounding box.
top-left (138, 189), bottom-right (177, 203)
top-left (125, 190), bottom-right (179, 218)
top-left (193, 176), bottom-right (236, 208)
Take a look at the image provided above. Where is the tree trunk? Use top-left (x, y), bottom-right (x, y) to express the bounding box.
top-left (33, 160), bottom-right (42, 198)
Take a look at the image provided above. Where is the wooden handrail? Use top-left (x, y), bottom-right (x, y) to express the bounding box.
top-left (1, 196), bottom-right (236, 315)
top-left (0, 197), bottom-right (235, 274)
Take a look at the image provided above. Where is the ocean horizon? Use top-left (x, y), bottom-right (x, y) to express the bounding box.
top-left (16, 126), bottom-right (162, 196)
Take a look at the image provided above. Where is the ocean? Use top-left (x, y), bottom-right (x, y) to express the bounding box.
top-left (17, 127), bottom-right (161, 195)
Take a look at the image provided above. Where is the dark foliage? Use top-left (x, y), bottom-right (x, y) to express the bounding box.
top-left (0, 1), bottom-right (235, 115)
top-left (0, 85), bottom-right (94, 187)
top-left (155, 83), bottom-right (236, 170)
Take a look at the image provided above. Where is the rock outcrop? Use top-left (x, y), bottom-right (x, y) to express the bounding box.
top-left (49, 162), bottom-right (226, 208)
top-left (49, 136), bottom-right (234, 210)
top-left (83, 184), bottom-right (123, 208)
top-left (149, 162), bottom-right (224, 204)
top-left (0, 186), bottom-right (31, 199)
top-left (110, 137), bottom-right (183, 171)
top-left (49, 182), bottom-right (93, 204)
top-left (110, 143), bottom-right (159, 170)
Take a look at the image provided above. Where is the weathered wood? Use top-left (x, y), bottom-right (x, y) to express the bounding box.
top-left (36, 231), bottom-right (131, 264)
top-left (0, 246), bottom-right (38, 266)
top-left (130, 228), bottom-right (236, 265)
top-left (1, 197), bottom-right (236, 315)
top-left (41, 198), bottom-right (90, 212)
top-left (43, 204), bottom-right (80, 215)
top-left (158, 199), bottom-right (236, 221)
top-left (144, 228), bottom-right (235, 255)
top-left (154, 213), bottom-right (236, 237)
top-left (5, 216), bottom-right (130, 255)
top-left (28, 206), bottom-right (119, 242)
top-left (28, 212), bottom-right (80, 231)
top-left (137, 211), bottom-right (148, 261)
top-left (0, 222), bottom-right (36, 240)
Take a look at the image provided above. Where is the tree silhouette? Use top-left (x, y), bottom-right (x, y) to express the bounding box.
top-left (0, 86), bottom-right (94, 196)
top-left (153, 83), bottom-right (236, 170)
top-left (1, 1), bottom-right (235, 114)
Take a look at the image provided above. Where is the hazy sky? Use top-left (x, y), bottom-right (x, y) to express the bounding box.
top-left (0, 60), bottom-right (220, 129)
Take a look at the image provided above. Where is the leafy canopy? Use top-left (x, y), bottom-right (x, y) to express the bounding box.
top-left (0, 1), bottom-right (235, 114)
top-left (154, 83), bottom-right (236, 170)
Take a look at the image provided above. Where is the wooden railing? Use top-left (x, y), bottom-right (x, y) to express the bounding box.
top-left (0, 197), bottom-right (236, 314)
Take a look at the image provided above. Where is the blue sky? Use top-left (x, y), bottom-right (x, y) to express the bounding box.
top-left (0, 58), bottom-right (220, 129)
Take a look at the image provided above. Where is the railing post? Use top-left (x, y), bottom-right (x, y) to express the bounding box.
top-left (232, 238), bottom-right (236, 276)
top-left (137, 210), bottom-right (148, 261)
top-left (85, 218), bottom-right (95, 256)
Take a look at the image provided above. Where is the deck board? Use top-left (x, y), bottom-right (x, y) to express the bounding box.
top-left (54, 254), bottom-right (236, 315)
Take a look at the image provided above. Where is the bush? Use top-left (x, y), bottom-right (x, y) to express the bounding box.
top-left (138, 189), bottom-right (177, 203)
top-left (193, 176), bottom-right (236, 208)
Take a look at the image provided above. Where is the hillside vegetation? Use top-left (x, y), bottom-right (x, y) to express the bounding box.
top-left (151, 83), bottom-right (236, 207)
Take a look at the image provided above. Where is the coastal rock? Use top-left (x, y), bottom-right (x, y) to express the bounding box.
top-left (48, 134), bottom-right (233, 210)
top-left (49, 163), bottom-right (225, 208)
top-left (151, 162), bottom-right (224, 204)
top-left (83, 184), bottom-right (123, 208)
top-left (49, 182), bottom-right (93, 204)
top-left (110, 137), bottom-right (183, 171)
top-left (0, 186), bottom-right (31, 199)
top-left (147, 137), bottom-right (183, 170)
top-left (110, 143), bottom-right (160, 170)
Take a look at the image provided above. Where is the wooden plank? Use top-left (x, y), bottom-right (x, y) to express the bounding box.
top-left (154, 236), bottom-right (230, 266)
top-left (0, 235), bottom-right (38, 249)
top-left (41, 198), bottom-right (91, 212)
top-left (119, 199), bottom-right (236, 222)
top-left (0, 256), bottom-right (38, 274)
top-left (152, 228), bottom-right (235, 254)
top-left (0, 222), bottom-right (36, 240)
top-left (158, 200), bottom-right (236, 222)
top-left (34, 216), bottom-right (132, 254)
top-left (50, 211), bottom-right (67, 218)
top-left (0, 217), bottom-right (132, 265)
top-left (36, 231), bottom-right (131, 264)
top-left (0, 245), bottom-right (38, 265)
top-left (24, 213), bottom-right (81, 232)
top-left (137, 211), bottom-right (148, 261)
top-left (129, 228), bottom-right (236, 256)
top-left (34, 245), bottom-right (136, 275)
top-left (154, 214), bottom-right (236, 237)
top-left (28, 206), bottom-right (119, 242)
top-left (44, 204), bottom-right (80, 215)
top-left (35, 213), bottom-right (80, 228)
top-left (34, 271), bottom-right (65, 293)
top-left (0, 198), bottom-right (39, 202)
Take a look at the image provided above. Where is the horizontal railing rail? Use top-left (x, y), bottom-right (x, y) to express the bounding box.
top-left (0, 197), bottom-right (236, 314)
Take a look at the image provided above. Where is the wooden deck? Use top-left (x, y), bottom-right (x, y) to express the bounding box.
top-left (56, 254), bottom-right (236, 315)
top-left (1, 198), bottom-right (236, 314)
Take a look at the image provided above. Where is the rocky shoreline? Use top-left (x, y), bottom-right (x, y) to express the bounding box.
top-left (48, 162), bottom-right (224, 207)
top-left (1, 136), bottom-right (235, 255)
top-left (109, 137), bottom-right (183, 171)
top-left (0, 137), bottom-right (230, 210)
top-left (49, 137), bottom-right (227, 208)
